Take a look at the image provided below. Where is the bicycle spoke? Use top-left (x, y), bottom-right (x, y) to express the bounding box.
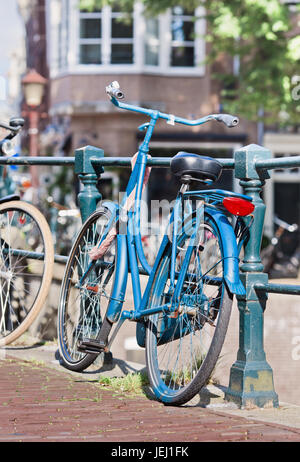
top-left (0, 203), bottom-right (53, 345)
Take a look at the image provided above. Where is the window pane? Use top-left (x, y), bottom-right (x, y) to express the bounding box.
top-left (146, 17), bottom-right (159, 37)
top-left (172, 19), bottom-right (194, 42)
top-left (80, 44), bottom-right (101, 64)
top-left (171, 46), bottom-right (194, 67)
top-left (145, 18), bottom-right (159, 66)
top-left (80, 18), bottom-right (101, 39)
top-left (111, 44), bottom-right (133, 64)
top-left (111, 18), bottom-right (133, 38)
top-left (145, 44), bottom-right (159, 66)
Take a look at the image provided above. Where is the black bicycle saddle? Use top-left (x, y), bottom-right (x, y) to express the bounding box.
top-left (170, 151), bottom-right (222, 184)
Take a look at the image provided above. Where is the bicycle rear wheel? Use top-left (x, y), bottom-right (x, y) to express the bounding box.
top-left (57, 207), bottom-right (117, 372)
top-left (145, 212), bottom-right (233, 406)
top-left (0, 201), bottom-right (54, 346)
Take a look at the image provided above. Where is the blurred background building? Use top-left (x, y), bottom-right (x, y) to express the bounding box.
top-left (0, 1), bottom-right (25, 143)
top-left (17, 0), bottom-right (256, 227)
top-left (18, 0), bottom-right (49, 153)
top-left (15, 0), bottom-right (300, 260)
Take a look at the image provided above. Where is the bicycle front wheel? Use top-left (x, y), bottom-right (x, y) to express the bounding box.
top-left (58, 207), bottom-right (117, 372)
top-left (145, 212), bottom-right (233, 406)
top-left (0, 201), bottom-right (54, 346)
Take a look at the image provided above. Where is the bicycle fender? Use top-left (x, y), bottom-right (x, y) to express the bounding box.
top-left (101, 200), bottom-right (119, 217)
top-left (105, 234), bottom-right (128, 323)
top-left (207, 208), bottom-right (246, 296)
top-left (0, 194), bottom-right (20, 204)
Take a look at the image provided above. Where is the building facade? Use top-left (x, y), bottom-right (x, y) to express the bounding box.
top-left (41, 0), bottom-right (262, 229)
top-left (45, 1), bottom-right (254, 162)
top-left (18, 0), bottom-right (49, 149)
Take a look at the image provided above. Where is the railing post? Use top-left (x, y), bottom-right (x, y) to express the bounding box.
top-left (225, 144), bottom-right (279, 408)
top-left (75, 145), bottom-right (104, 223)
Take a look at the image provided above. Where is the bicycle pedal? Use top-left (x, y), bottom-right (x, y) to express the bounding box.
top-left (77, 338), bottom-right (106, 354)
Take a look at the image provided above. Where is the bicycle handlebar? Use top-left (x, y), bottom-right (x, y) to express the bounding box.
top-left (105, 81), bottom-right (239, 129)
top-left (274, 216), bottom-right (298, 233)
top-left (0, 117), bottom-right (25, 137)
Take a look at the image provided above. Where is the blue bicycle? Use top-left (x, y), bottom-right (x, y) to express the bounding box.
top-left (57, 82), bottom-right (254, 406)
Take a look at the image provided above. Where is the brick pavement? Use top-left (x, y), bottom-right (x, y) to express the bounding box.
top-left (1, 357), bottom-right (300, 443)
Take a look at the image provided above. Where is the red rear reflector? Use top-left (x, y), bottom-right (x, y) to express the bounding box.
top-left (222, 197), bottom-right (255, 216)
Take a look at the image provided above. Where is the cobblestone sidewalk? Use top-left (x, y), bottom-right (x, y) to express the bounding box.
top-left (1, 352), bottom-right (300, 443)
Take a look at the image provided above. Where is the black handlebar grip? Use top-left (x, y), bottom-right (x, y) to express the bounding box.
top-left (216, 114), bottom-right (239, 128)
top-left (10, 117), bottom-right (25, 128)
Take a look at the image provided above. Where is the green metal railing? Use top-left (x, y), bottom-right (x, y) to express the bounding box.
top-left (1, 142), bottom-right (300, 408)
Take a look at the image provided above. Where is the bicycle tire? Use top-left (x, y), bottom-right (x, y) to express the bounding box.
top-left (0, 200), bottom-right (54, 346)
top-left (145, 212), bottom-right (233, 406)
top-left (57, 207), bottom-right (117, 372)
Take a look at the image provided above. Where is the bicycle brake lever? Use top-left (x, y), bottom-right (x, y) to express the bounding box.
top-left (0, 139), bottom-right (16, 156)
top-left (138, 123), bottom-right (150, 131)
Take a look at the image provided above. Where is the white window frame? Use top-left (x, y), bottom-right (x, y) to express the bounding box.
top-left (144, 7), bottom-right (206, 76)
top-left (74, 3), bottom-right (138, 73)
top-left (110, 8), bottom-right (135, 65)
top-left (78, 11), bottom-right (102, 65)
top-left (48, 0), bottom-right (206, 77)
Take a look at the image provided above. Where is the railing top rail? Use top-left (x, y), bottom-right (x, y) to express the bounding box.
top-left (255, 155), bottom-right (300, 170)
top-left (91, 157), bottom-right (235, 168)
top-left (0, 156), bottom-right (75, 166)
top-left (0, 155), bottom-right (235, 169)
top-left (1, 154), bottom-right (300, 170)
top-left (255, 282), bottom-right (300, 296)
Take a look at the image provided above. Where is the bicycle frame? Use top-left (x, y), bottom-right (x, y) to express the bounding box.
top-left (80, 95), bottom-right (250, 332)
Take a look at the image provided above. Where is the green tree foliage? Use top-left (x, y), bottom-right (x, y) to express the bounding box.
top-left (79, 0), bottom-right (300, 125)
